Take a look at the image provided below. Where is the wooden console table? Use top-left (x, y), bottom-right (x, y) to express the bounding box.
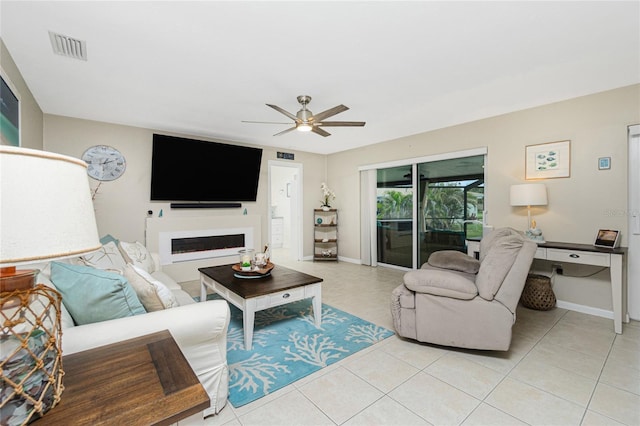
top-left (467, 240), bottom-right (628, 334)
top-left (35, 330), bottom-right (209, 425)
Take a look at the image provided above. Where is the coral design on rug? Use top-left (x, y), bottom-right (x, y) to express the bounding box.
top-left (210, 296), bottom-right (393, 407)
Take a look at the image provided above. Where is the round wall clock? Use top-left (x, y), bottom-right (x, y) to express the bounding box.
top-left (82, 145), bottom-right (126, 181)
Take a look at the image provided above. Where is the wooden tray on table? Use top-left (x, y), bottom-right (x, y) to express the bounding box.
top-left (231, 262), bottom-right (275, 279)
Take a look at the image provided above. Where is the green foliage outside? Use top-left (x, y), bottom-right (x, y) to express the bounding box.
top-left (377, 185), bottom-right (484, 239)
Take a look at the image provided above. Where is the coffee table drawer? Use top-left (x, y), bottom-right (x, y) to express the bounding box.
top-left (255, 288), bottom-right (305, 310)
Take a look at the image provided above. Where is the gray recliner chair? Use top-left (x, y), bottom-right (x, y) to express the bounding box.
top-left (391, 228), bottom-right (537, 351)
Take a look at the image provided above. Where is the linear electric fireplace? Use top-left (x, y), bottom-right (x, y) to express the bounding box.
top-left (159, 227), bottom-right (254, 265)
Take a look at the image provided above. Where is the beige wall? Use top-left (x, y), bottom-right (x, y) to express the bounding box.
top-left (327, 84), bottom-right (640, 311)
top-left (43, 115), bottom-right (327, 250)
top-left (0, 39), bottom-right (43, 149)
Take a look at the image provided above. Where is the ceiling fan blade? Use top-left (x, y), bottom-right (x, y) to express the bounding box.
top-left (242, 120), bottom-right (291, 125)
top-left (317, 121), bottom-right (366, 127)
top-left (311, 104), bottom-right (349, 122)
top-left (266, 104), bottom-right (298, 122)
top-left (273, 126), bottom-right (297, 136)
top-left (312, 126), bottom-right (331, 137)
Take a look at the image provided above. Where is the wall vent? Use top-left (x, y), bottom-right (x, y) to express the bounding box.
top-left (48, 31), bottom-right (87, 61)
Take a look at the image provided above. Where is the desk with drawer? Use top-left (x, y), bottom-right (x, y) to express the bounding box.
top-left (466, 240), bottom-right (628, 334)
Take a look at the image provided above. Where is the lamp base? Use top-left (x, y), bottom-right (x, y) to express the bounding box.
top-left (0, 267), bottom-right (37, 310)
top-left (525, 228), bottom-right (546, 244)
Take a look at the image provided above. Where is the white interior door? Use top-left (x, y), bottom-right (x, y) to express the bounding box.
top-left (628, 124), bottom-right (640, 320)
top-left (268, 161), bottom-right (303, 261)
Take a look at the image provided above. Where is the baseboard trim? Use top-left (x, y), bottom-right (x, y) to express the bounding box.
top-left (556, 300), bottom-right (613, 320)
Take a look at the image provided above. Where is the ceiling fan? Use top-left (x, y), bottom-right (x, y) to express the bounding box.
top-left (242, 95), bottom-right (366, 137)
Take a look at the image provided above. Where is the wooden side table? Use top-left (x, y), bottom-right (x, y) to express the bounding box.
top-left (34, 330), bottom-right (209, 425)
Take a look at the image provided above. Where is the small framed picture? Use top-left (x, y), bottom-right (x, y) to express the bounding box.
top-left (598, 157), bottom-right (611, 170)
top-left (525, 140), bottom-right (571, 180)
top-left (594, 229), bottom-right (620, 248)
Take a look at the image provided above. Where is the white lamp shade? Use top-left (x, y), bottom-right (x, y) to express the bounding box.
top-left (510, 183), bottom-right (548, 207)
top-left (0, 146), bottom-right (101, 267)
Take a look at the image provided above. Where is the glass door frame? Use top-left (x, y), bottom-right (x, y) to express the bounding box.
top-left (359, 147), bottom-right (488, 270)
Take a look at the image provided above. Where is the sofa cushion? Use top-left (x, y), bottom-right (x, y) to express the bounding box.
top-left (476, 235), bottom-right (524, 301)
top-left (50, 262), bottom-right (146, 325)
top-left (77, 241), bottom-right (127, 273)
top-left (124, 264), bottom-right (179, 311)
top-left (427, 250), bottom-right (480, 274)
top-left (119, 241), bottom-right (155, 273)
top-left (403, 269), bottom-right (478, 300)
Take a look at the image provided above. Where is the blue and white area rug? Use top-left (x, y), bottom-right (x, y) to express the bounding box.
top-left (199, 294), bottom-right (394, 407)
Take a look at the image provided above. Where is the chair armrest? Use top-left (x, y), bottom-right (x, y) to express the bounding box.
top-left (404, 269), bottom-right (478, 300)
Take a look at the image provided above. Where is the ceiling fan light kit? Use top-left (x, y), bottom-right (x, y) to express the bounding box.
top-left (244, 95), bottom-right (365, 137)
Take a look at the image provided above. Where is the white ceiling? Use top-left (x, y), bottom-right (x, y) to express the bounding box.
top-left (1, 1), bottom-right (638, 155)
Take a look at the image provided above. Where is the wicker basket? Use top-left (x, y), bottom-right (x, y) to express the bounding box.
top-left (520, 274), bottom-right (556, 311)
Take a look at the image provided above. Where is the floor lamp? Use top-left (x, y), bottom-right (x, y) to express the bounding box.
top-left (510, 183), bottom-right (548, 242)
top-left (1, 146), bottom-right (101, 424)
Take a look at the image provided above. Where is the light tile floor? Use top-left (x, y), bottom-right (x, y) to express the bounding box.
top-left (183, 251), bottom-right (640, 426)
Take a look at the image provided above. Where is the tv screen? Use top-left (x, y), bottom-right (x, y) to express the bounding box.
top-left (150, 134), bottom-right (263, 202)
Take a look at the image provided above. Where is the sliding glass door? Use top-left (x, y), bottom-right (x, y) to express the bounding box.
top-left (371, 151), bottom-right (485, 269)
top-left (376, 165), bottom-right (413, 268)
top-left (417, 156), bottom-right (484, 266)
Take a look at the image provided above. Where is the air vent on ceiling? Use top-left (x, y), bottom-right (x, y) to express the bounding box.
top-left (48, 31), bottom-right (87, 61)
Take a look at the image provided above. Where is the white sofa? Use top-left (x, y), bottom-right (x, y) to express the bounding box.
top-left (32, 239), bottom-right (230, 418)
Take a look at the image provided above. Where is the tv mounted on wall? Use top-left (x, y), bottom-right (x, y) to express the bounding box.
top-left (150, 134), bottom-right (263, 202)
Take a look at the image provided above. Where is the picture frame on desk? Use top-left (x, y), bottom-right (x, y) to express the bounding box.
top-left (594, 229), bottom-right (620, 248)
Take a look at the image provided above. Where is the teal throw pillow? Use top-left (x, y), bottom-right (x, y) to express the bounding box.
top-left (99, 234), bottom-right (119, 245)
top-left (50, 262), bottom-right (146, 325)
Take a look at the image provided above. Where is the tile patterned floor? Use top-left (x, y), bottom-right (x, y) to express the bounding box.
top-left (183, 251), bottom-right (640, 426)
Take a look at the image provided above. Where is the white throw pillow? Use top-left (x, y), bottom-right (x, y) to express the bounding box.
top-left (78, 241), bottom-right (127, 273)
top-left (119, 241), bottom-right (155, 273)
top-left (124, 264), bottom-right (179, 311)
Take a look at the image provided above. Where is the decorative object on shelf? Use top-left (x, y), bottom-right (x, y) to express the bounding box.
top-left (520, 274), bottom-right (556, 311)
top-left (320, 182), bottom-right (335, 210)
top-left (510, 183), bottom-right (548, 243)
top-left (314, 209), bottom-right (338, 261)
top-left (0, 146), bottom-right (101, 425)
top-left (525, 140), bottom-right (570, 180)
top-left (81, 145), bottom-right (126, 181)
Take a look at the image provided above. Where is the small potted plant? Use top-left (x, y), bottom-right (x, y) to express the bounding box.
top-left (320, 182), bottom-right (335, 211)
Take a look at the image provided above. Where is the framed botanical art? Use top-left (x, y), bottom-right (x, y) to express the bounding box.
top-left (1, 71), bottom-right (20, 147)
top-left (525, 140), bottom-right (570, 180)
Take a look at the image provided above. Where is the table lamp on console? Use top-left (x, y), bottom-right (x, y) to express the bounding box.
top-left (510, 183), bottom-right (548, 243)
top-left (1, 146), bottom-right (101, 424)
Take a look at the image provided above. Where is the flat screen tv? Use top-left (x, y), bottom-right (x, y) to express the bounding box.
top-left (150, 134), bottom-right (263, 202)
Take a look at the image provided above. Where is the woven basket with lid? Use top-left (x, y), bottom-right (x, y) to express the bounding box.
top-left (520, 274), bottom-right (556, 311)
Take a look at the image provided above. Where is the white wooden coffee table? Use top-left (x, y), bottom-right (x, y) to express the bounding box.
top-left (199, 264), bottom-right (322, 350)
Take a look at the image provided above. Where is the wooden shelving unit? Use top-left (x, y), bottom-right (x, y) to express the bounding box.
top-left (314, 209), bottom-right (338, 261)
